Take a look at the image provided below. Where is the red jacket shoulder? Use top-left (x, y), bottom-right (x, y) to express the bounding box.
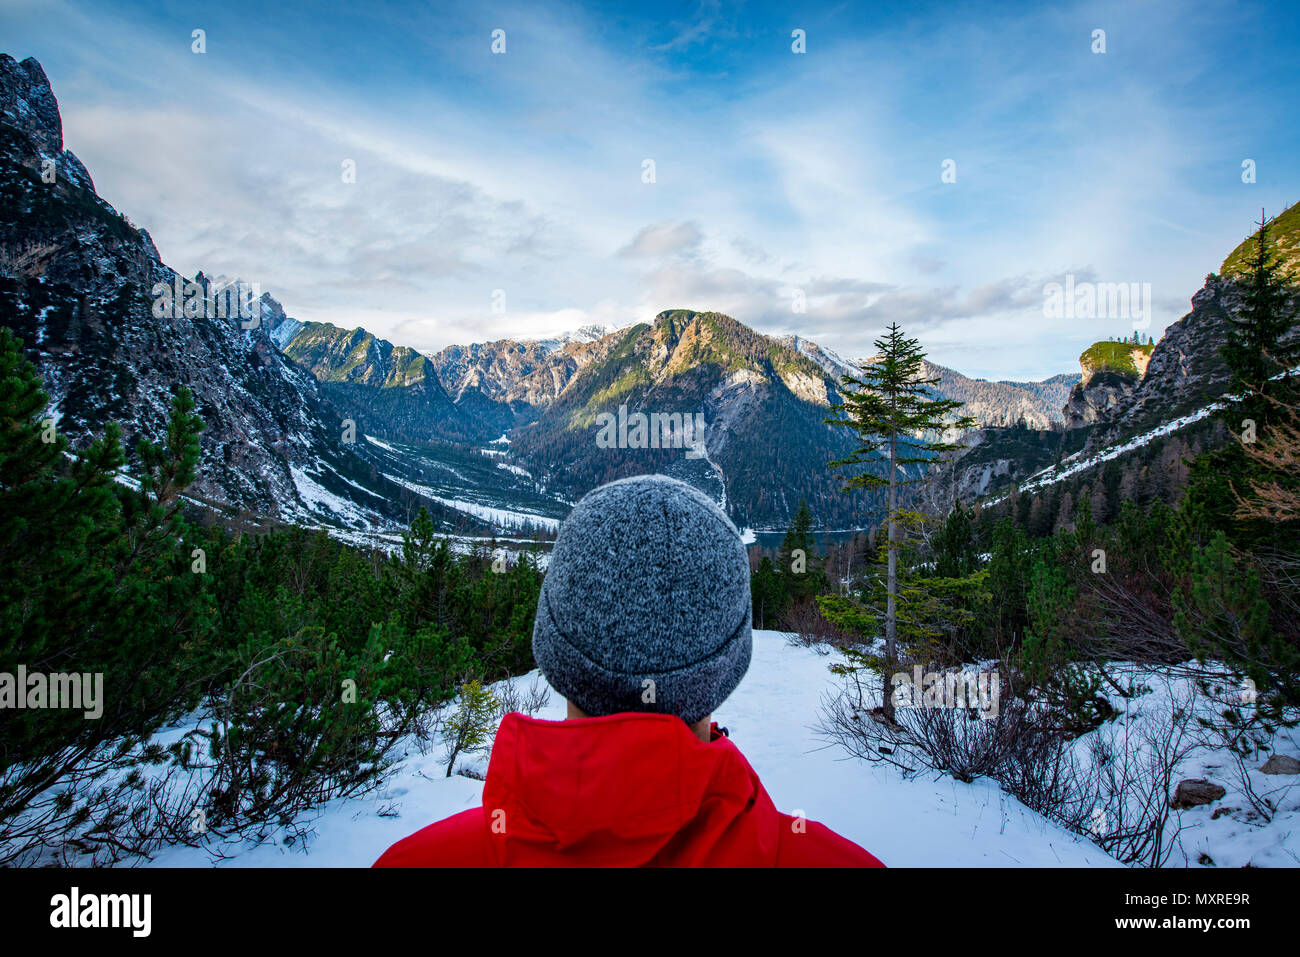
top-left (373, 807), bottom-right (494, 867)
top-left (775, 816), bottom-right (885, 868)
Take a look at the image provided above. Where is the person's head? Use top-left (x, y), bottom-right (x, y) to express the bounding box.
top-left (531, 474), bottom-right (752, 739)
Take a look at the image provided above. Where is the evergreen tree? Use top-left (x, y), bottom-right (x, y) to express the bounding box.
top-left (776, 499), bottom-right (822, 605)
top-left (825, 323), bottom-right (975, 718)
top-left (1187, 211), bottom-right (1300, 541)
top-left (930, 500), bottom-right (978, 578)
top-left (442, 679), bottom-right (501, 777)
top-left (750, 556), bottom-right (786, 630)
top-left (0, 330), bottom-right (213, 845)
top-left (1222, 210), bottom-right (1299, 413)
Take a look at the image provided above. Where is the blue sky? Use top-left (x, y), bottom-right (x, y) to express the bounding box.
top-left (3, 0), bottom-right (1297, 378)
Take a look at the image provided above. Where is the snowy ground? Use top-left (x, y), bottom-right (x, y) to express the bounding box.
top-left (146, 631), bottom-right (1125, 868)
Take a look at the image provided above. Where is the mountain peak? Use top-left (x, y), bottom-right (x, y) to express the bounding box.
top-left (527, 322), bottom-right (620, 351)
top-left (0, 54), bottom-right (62, 155)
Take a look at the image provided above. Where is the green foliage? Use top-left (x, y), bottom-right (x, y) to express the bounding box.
top-left (931, 501), bottom-right (979, 578)
top-left (979, 518), bottom-right (1031, 654)
top-left (1186, 210), bottom-right (1300, 546)
top-left (442, 679), bottom-right (501, 777)
top-left (1173, 529), bottom-right (1295, 721)
top-left (826, 322), bottom-right (976, 491)
top-left (776, 500), bottom-right (825, 604)
top-left (1079, 340), bottom-right (1154, 378)
top-left (0, 330), bottom-right (544, 859)
top-left (750, 555), bottom-right (785, 630)
top-left (1220, 212), bottom-right (1300, 413)
top-left (819, 510), bottom-right (990, 667)
top-left (0, 330), bottom-right (216, 857)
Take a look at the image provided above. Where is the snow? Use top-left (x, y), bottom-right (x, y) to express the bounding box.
top-left (495, 461), bottom-right (532, 480)
top-left (289, 465), bottom-right (376, 527)
top-left (269, 316), bottom-right (302, 349)
top-left (1082, 664), bottom-right (1300, 868)
top-left (985, 369), bottom-right (1297, 506)
top-left (382, 473), bottom-right (561, 532)
top-left (984, 402), bottom-right (1225, 506)
top-left (144, 631), bottom-right (1122, 867)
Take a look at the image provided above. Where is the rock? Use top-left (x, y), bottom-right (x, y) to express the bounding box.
top-left (1259, 755), bottom-right (1300, 775)
top-left (1063, 355), bottom-right (1143, 429)
top-left (0, 54), bottom-right (63, 154)
top-left (1171, 779), bottom-right (1226, 809)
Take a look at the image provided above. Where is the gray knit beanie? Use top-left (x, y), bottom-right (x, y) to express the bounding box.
top-left (531, 474), bottom-right (752, 726)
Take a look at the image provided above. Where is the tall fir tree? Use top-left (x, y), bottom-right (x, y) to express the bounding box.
top-left (825, 323), bottom-right (975, 718)
top-left (1187, 210), bottom-right (1300, 542)
top-left (1222, 210), bottom-right (1299, 413)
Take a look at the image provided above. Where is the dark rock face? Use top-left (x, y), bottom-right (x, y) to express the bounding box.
top-left (1063, 368), bottom-right (1140, 429)
top-left (0, 54), bottom-right (92, 191)
top-left (0, 55), bottom-right (62, 154)
top-left (0, 54), bottom-right (417, 529)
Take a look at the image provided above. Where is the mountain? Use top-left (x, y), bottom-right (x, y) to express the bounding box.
top-left (427, 331), bottom-right (620, 414)
top-left (0, 54), bottom-right (495, 534)
top-left (1083, 203), bottom-right (1300, 454)
top-left (3, 53), bottom-right (1099, 536)
top-left (502, 310), bottom-right (890, 528)
top-left (284, 315), bottom-right (1085, 529)
top-left (917, 202), bottom-right (1300, 516)
top-left (779, 334), bottom-right (1077, 429)
top-left (272, 319), bottom-right (505, 444)
top-left (921, 363), bottom-right (1077, 430)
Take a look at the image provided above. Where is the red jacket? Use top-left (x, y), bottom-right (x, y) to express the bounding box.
top-left (374, 711), bottom-right (883, 867)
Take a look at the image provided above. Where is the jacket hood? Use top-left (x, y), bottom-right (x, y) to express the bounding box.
top-left (480, 711), bottom-right (781, 866)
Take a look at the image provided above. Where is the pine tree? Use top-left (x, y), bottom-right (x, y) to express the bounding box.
top-left (0, 331), bottom-right (214, 848)
top-left (776, 499), bottom-right (821, 605)
top-left (1222, 210), bottom-right (1299, 414)
top-left (931, 500), bottom-right (978, 578)
top-left (825, 323), bottom-right (975, 718)
top-left (1187, 211), bottom-right (1299, 540)
top-left (442, 679), bottom-right (501, 777)
top-left (750, 556), bottom-right (785, 630)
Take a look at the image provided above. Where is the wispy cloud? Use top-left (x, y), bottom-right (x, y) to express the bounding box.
top-left (3, 0), bottom-right (1296, 379)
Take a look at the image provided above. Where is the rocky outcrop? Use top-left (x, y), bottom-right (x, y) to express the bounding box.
top-left (1063, 343), bottom-right (1152, 429)
top-left (0, 55), bottom-right (92, 192)
top-left (428, 333), bottom-right (617, 409)
top-left (786, 336), bottom-right (1078, 430)
top-left (1063, 370), bottom-right (1137, 428)
top-left (922, 361), bottom-right (1077, 430)
top-left (1082, 283), bottom-right (1238, 448)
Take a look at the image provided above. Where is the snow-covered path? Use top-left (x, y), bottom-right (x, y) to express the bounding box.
top-left (148, 630), bottom-right (1117, 867)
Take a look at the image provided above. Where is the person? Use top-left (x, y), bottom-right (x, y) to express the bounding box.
top-left (373, 474), bottom-right (883, 867)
